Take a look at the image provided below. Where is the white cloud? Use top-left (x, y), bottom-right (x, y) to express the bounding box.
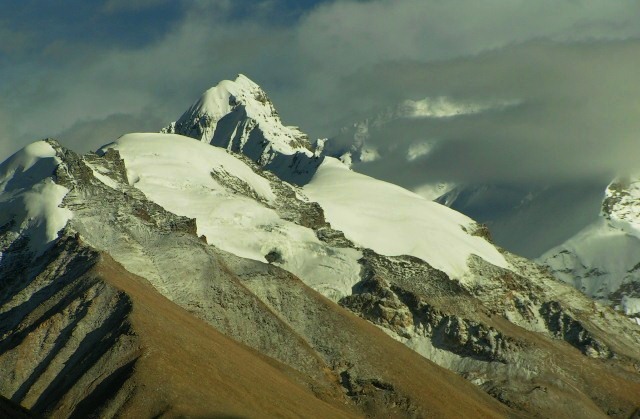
top-left (406, 141), bottom-right (434, 162)
top-left (397, 97), bottom-right (516, 119)
top-left (413, 182), bottom-right (456, 201)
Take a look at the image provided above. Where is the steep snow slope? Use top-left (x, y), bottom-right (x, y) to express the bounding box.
top-left (542, 175), bottom-right (640, 319)
top-left (102, 133), bottom-right (361, 301)
top-left (0, 141), bottom-right (72, 256)
top-left (163, 74), bottom-right (321, 184)
top-left (304, 158), bottom-right (508, 280)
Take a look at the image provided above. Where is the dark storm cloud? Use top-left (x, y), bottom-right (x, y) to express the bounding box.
top-left (346, 40), bottom-right (640, 185)
top-left (102, 0), bottom-right (174, 14)
top-left (275, 0), bottom-right (640, 138)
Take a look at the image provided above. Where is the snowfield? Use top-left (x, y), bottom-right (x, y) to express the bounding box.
top-left (542, 218), bottom-right (640, 298)
top-left (108, 134), bottom-right (509, 290)
top-left (304, 157), bottom-right (509, 279)
top-left (103, 133), bottom-right (361, 301)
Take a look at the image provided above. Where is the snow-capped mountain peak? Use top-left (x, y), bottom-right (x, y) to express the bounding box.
top-left (169, 73), bottom-right (312, 154)
top-left (163, 74), bottom-right (320, 184)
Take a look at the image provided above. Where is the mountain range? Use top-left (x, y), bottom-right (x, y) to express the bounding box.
top-left (1, 74), bottom-right (639, 418)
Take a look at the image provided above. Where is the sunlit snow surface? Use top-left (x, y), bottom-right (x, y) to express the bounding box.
top-left (0, 141), bottom-right (72, 255)
top-left (542, 219), bottom-right (640, 299)
top-left (304, 158), bottom-right (509, 279)
top-left (104, 133), bottom-right (361, 300)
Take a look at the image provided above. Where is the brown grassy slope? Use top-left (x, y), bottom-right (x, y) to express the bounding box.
top-left (92, 254), bottom-right (359, 419)
top-left (98, 251), bottom-right (515, 418)
top-left (226, 257), bottom-right (516, 419)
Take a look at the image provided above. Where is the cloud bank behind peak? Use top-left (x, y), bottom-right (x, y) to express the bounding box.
top-left (0, 0), bottom-right (638, 188)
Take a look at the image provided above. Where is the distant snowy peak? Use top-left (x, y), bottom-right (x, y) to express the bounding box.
top-left (172, 74), bottom-right (312, 153)
top-left (163, 74), bottom-right (321, 184)
top-left (541, 174), bottom-right (640, 319)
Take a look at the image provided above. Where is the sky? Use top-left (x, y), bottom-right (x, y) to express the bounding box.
top-left (2, 0), bottom-right (640, 255)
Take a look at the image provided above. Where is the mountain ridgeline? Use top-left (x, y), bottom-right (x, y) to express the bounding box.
top-left (1, 75), bottom-right (639, 418)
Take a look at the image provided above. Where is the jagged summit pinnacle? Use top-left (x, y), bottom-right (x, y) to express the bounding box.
top-left (165, 74), bottom-right (312, 154)
top-left (181, 74), bottom-right (269, 136)
top-left (162, 74), bottom-right (322, 184)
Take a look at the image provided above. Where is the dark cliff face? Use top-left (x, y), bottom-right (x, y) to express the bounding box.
top-left (0, 395), bottom-right (34, 419)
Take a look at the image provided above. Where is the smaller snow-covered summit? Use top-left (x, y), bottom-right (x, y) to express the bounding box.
top-left (541, 175), bottom-right (640, 320)
top-left (164, 74), bottom-right (321, 184)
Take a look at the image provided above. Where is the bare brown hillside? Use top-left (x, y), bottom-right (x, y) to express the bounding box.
top-left (0, 236), bottom-right (513, 418)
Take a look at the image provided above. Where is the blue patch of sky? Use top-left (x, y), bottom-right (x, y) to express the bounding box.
top-left (1, 0), bottom-right (188, 54)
